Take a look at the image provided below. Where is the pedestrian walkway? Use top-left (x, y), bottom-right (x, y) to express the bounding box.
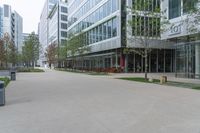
top-left (0, 70), bottom-right (200, 133)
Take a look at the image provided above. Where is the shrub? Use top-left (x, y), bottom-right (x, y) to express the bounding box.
top-left (17, 67), bottom-right (44, 73)
top-left (0, 77), bottom-right (10, 87)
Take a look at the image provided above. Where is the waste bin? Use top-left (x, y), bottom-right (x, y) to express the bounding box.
top-left (0, 81), bottom-right (5, 106)
top-left (10, 71), bottom-right (16, 81)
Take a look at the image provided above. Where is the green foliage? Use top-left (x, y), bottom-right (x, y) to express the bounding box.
top-left (17, 67), bottom-right (44, 73)
top-left (0, 33), bottom-right (18, 68)
top-left (192, 86), bottom-right (200, 90)
top-left (67, 32), bottom-right (91, 69)
top-left (0, 77), bottom-right (10, 87)
top-left (22, 32), bottom-right (40, 67)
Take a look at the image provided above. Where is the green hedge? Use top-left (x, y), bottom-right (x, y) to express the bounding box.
top-left (17, 68), bottom-right (44, 73)
top-left (0, 77), bottom-right (10, 87)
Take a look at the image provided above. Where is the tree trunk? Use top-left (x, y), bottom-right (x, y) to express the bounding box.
top-left (144, 49), bottom-right (148, 81)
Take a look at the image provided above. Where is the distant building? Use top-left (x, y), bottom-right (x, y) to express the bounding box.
top-left (39, 0), bottom-right (67, 66)
top-left (48, 0), bottom-right (68, 46)
top-left (0, 7), bottom-right (3, 38)
top-left (0, 4), bottom-right (23, 52)
top-left (13, 11), bottom-right (23, 52)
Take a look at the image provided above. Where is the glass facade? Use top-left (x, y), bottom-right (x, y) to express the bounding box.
top-left (68, 0), bottom-right (119, 36)
top-left (176, 42), bottom-right (200, 79)
top-left (68, 0), bottom-right (119, 46)
top-left (84, 17), bottom-right (118, 45)
top-left (69, 0), bottom-right (103, 25)
top-left (132, 16), bottom-right (160, 37)
top-left (169, 0), bottom-right (181, 19)
top-left (183, 0), bottom-right (197, 14)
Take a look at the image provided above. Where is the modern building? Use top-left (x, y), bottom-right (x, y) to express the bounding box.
top-left (13, 11), bottom-right (23, 52)
top-left (48, 0), bottom-right (68, 46)
top-left (0, 4), bottom-right (23, 52)
top-left (161, 0), bottom-right (200, 79)
top-left (67, 0), bottom-right (174, 72)
top-left (39, 0), bottom-right (67, 66)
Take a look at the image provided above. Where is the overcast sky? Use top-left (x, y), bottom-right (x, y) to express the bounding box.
top-left (0, 0), bottom-right (45, 34)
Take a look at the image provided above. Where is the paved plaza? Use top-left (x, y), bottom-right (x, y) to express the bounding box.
top-left (0, 70), bottom-right (200, 133)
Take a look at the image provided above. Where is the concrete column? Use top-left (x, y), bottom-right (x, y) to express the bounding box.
top-left (149, 52), bottom-right (151, 73)
top-left (133, 53), bottom-right (136, 73)
top-left (195, 44), bottom-right (200, 78)
top-left (111, 56), bottom-right (113, 68)
top-left (125, 54), bottom-right (128, 73)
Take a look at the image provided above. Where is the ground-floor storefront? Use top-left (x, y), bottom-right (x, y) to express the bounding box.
top-left (66, 48), bottom-right (175, 73)
top-left (176, 42), bottom-right (200, 79)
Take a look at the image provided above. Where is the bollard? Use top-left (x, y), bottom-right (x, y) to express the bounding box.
top-left (0, 81), bottom-right (5, 106)
top-left (160, 76), bottom-right (167, 84)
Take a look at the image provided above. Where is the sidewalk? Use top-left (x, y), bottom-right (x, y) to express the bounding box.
top-left (110, 73), bottom-right (200, 84)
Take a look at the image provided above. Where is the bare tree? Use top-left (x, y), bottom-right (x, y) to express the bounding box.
top-left (0, 39), bottom-right (6, 68)
top-left (45, 43), bottom-right (57, 68)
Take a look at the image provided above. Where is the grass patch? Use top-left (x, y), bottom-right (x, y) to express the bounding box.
top-left (17, 68), bottom-right (44, 73)
top-left (192, 86), bottom-right (200, 90)
top-left (119, 77), bottom-right (159, 83)
top-left (118, 77), bottom-right (200, 90)
top-left (88, 72), bottom-right (109, 76)
top-left (0, 77), bottom-right (10, 87)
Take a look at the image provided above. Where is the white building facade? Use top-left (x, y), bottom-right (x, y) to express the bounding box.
top-left (48, 0), bottom-right (68, 46)
top-left (39, 0), bottom-right (67, 66)
top-left (161, 0), bottom-right (200, 79)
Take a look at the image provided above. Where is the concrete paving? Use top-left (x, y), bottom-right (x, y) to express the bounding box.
top-left (1, 70), bottom-right (200, 133)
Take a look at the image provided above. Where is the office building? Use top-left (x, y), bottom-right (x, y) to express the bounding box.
top-left (39, 0), bottom-right (67, 66)
top-left (67, 0), bottom-right (174, 72)
top-left (48, 0), bottom-right (68, 46)
top-left (13, 11), bottom-right (23, 52)
top-left (0, 4), bottom-right (23, 52)
top-left (161, 0), bottom-right (200, 79)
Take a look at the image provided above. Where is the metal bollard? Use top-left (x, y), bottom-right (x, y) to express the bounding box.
top-left (0, 81), bottom-right (5, 106)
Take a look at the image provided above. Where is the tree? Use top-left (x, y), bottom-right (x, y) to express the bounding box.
top-left (57, 40), bottom-right (68, 68)
top-left (67, 32), bottom-right (90, 70)
top-left (22, 32), bottom-right (40, 67)
top-left (0, 39), bottom-right (6, 68)
top-left (183, 0), bottom-right (199, 34)
top-left (3, 33), bottom-right (11, 68)
top-left (7, 40), bottom-right (17, 67)
top-left (45, 43), bottom-right (57, 68)
top-left (126, 0), bottom-right (168, 80)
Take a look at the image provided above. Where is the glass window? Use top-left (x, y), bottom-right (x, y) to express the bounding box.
top-left (61, 7), bottom-right (68, 13)
top-left (4, 5), bottom-right (9, 17)
top-left (112, 18), bottom-right (117, 37)
top-left (61, 23), bottom-right (68, 29)
top-left (183, 0), bottom-right (197, 14)
top-left (108, 20), bottom-right (112, 38)
top-left (103, 22), bottom-right (107, 40)
top-left (169, 0), bottom-right (181, 19)
top-left (61, 31), bottom-right (67, 37)
top-left (61, 15), bottom-right (68, 21)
